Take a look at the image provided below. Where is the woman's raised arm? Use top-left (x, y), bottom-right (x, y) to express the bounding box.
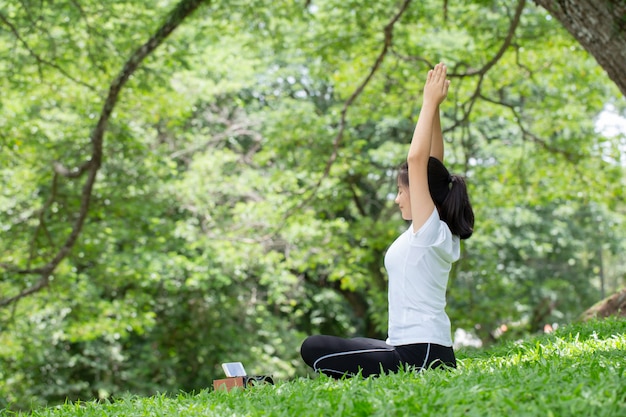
top-left (406, 63), bottom-right (450, 232)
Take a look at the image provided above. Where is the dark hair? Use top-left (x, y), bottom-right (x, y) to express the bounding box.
top-left (398, 158), bottom-right (474, 239)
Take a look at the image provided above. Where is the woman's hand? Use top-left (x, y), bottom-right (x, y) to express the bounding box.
top-left (422, 63), bottom-right (450, 108)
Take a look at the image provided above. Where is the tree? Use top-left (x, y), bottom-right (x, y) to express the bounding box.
top-left (1, 0), bottom-right (624, 410)
top-left (0, 0), bottom-right (208, 307)
top-left (534, 0), bottom-right (626, 97)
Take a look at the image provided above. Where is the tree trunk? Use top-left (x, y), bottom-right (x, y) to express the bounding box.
top-left (533, 0), bottom-right (626, 97)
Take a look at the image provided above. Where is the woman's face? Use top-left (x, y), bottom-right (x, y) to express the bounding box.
top-left (394, 181), bottom-right (411, 220)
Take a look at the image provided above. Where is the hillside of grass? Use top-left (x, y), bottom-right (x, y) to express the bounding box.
top-left (7, 317), bottom-right (626, 417)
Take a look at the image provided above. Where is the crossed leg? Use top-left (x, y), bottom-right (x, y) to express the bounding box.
top-left (300, 335), bottom-right (401, 378)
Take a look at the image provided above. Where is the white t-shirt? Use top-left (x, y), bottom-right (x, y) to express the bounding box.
top-left (384, 208), bottom-right (460, 347)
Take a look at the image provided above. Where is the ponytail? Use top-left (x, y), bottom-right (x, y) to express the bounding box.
top-left (440, 174), bottom-right (474, 239)
top-left (425, 157), bottom-right (474, 239)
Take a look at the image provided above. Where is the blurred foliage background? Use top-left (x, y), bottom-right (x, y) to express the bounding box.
top-left (1, 0), bottom-right (625, 410)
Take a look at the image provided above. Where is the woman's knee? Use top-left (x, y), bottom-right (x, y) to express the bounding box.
top-left (300, 335), bottom-right (326, 366)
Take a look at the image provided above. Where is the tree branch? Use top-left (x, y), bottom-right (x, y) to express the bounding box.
top-left (0, 11), bottom-right (97, 91)
top-left (322, 0), bottom-right (413, 180)
top-left (28, 173), bottom-right (61, 267)
top-left (0, 0), bottom-right (209, 308)
top-left (451, 0), bottom-right (526, 79)
top-left (282, 0), bottom-right (412, 223)
top-left (448, 0), bottom-right (526, 123)
top-left (478, 93), bottom-right (580, 162)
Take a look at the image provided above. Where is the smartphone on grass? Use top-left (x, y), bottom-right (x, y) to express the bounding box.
top-left (221, 362), bottom-right (247, 377)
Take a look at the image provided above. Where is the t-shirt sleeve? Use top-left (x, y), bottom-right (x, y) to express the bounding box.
top-left (408, 208), bottom-right (443, 247)
top-left (408, 208), bottom-right (460, 262)
top-left (407, 208), bottom-right (460, 262)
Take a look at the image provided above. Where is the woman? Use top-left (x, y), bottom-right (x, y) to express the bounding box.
top-left (300, 63), bottom-right (474, 378)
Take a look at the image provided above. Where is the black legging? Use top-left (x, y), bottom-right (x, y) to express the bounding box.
top-left (300, 335), bottom-right (456, 378)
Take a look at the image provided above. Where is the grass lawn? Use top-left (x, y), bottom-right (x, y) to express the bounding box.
top-left (6, 317), bottom-right (626, 416)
